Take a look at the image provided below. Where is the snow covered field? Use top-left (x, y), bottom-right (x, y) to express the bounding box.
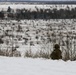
top-left (0, 56), bottom-right (76, 75)
top-left (0, 3), bottom-right (76, 75)
top-left (0, 3), bottom-right (76, 60)
top-left (0, 3), bottom-right (76, 11)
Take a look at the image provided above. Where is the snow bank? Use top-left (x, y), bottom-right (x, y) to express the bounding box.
top-left (0, 56), bottom-right (76, 75)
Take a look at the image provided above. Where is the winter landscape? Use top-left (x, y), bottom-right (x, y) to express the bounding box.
top-left (0, 2), bottom-right (76, 75)
top-left (0, 56), bottom-right (76, 75)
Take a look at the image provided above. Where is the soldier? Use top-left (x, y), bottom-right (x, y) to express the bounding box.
top-left (50, 44), bottom-right (62, 60)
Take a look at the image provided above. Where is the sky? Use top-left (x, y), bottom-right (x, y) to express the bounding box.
top-left (0, 0), bottom-right (76, 1)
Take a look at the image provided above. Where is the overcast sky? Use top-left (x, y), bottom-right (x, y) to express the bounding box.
top-left (0, 0), bottom-right (76, 1)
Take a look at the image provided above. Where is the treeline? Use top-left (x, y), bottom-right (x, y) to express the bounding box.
top-left (0, 6), bottom-right (76, 19)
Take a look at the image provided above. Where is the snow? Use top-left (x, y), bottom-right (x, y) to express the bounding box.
top-left (0, 19), bottom-right (76, 58)
top-left (0, 4), bottom-right (76, 11)
top-left (0, 56), bottom-right (76, 75)
top-left (0, 3), bottom-right (76, 75)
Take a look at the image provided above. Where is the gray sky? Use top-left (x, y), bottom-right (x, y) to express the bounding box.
top-left (0, 0), bottom-right (76, 1)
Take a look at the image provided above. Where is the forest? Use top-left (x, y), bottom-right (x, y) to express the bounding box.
top-left (0, 6), bottom-right (76, 19)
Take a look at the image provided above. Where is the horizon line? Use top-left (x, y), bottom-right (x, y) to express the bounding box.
top-left (0, 1), bottom-right (76, 4)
